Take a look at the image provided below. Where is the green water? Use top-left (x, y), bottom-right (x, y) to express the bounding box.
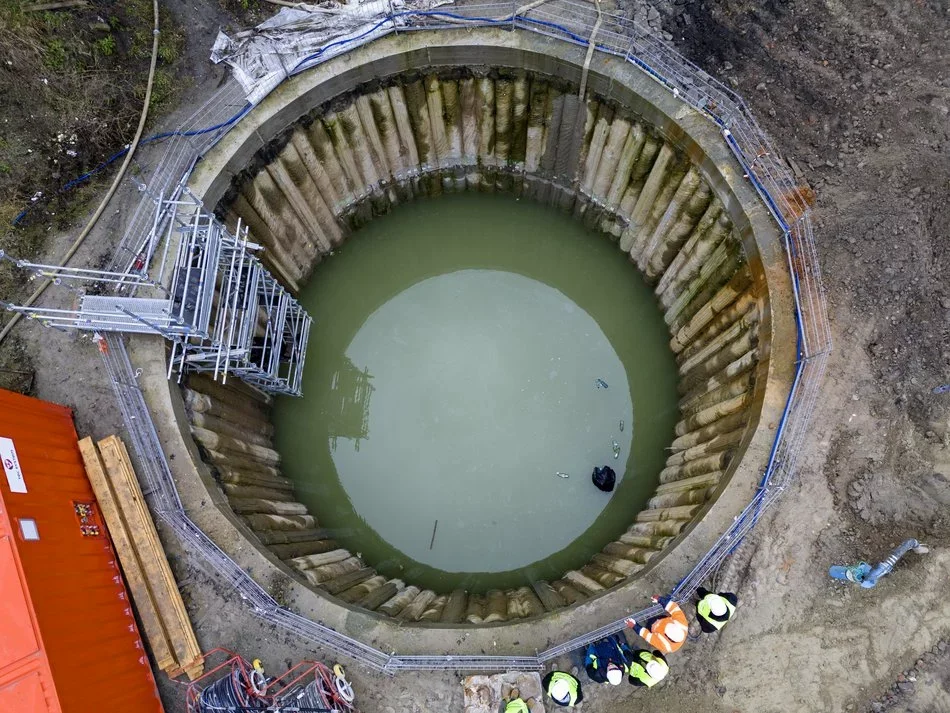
top-left (272, 194), bottom-right (679, 593)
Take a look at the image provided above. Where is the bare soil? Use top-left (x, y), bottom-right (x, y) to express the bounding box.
top-left (4, 0), bottom-right (949, 712)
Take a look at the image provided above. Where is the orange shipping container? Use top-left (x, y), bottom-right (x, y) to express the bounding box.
top-left (0, 388), bottom-right (165, 713)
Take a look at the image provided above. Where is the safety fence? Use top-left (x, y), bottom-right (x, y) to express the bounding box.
top-left (94, 0), bottom-right (830, 673)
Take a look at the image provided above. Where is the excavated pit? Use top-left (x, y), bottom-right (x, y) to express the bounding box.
top-left (141, 29), bottom-right (795, 650)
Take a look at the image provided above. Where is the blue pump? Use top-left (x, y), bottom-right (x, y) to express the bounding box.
top-left (829, 539), bottom-right (928, 588)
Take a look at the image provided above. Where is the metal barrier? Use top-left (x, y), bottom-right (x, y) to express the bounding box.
top-left (95, 0), bottom-right (830, 673)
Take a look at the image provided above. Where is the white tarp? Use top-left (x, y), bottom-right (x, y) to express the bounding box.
top-left (211, 0), bottom-right (455, 104)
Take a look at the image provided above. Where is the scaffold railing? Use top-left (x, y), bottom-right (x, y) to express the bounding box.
top-left (83, 0), bottom-right (831, 674)
top-left (4, 188), bottom-right (312, 396)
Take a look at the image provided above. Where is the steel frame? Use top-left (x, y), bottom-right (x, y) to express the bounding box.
top-left (2, 190), bottom-right (311, 397)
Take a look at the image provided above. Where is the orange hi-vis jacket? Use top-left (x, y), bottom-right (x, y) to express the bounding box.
top-left (637, 600), bottom-right (688, 654)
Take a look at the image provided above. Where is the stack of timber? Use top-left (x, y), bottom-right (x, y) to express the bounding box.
top-left (78, 435), bottom-right (204, 680)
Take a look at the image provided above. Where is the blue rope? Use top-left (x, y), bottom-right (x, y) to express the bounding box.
top-left (290, 10), bottom-right (613, 73)
top-left (12, 102), bottom-right (252, 225)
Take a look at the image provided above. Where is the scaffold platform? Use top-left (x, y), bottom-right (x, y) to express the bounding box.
top-left (1, 190), bottom-right (312, 397)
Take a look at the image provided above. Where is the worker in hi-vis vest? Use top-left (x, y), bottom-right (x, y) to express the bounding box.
top-left (695, 586), bottom-right (738, 633)
top-left (627, 649), bottom-right (670, 688)
top-left (541, 670), bottom-right (584, 707)
top-left (625, 596), bottom-right (689, 654)
top-left (502, 686), bottom-right (534, 713)
top-left (584, 633), bottom-right (631, 685)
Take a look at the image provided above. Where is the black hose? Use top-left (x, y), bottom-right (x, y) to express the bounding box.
top-left (197, 667), bottom-right (267, 712)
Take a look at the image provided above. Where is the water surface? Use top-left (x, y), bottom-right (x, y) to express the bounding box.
top-left (273, 194), bottom-right (679, 592)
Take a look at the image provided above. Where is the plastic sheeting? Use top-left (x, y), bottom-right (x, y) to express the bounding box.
top-left (211, 0), bottom-right (454, 104)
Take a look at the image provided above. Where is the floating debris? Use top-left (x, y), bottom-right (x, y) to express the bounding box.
top-left (619, 419), bottom-right (624, 432)
top-left (429, 519), bottom-right (439, 550)
top-left (612, 440), bottom-right (621, 459)
top-left (556, 471), bottom-right (570, 479)
top-left (595, 378), bottom-right (609, 389)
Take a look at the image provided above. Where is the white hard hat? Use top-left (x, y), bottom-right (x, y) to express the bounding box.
top-left (709, 597), bottom-right (728, 617)
top-left (606, 665), bottom-right (623, 686)
top-left (645, 660), bottom-right (668, 681)
top-left (665, 620), bottom-right (687, 643)
top-left (550, 678), bottom-right (571, 703)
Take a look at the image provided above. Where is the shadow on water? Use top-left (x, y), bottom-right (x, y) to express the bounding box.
top-left (327, 356), bottom-right (374, 452)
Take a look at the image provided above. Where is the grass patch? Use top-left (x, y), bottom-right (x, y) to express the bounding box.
top-left (0, 0), bottom-right (185, 238)
top-left (94, 34), bottom-right (116, 57)
top-left (149, 67), bottom-right (175, 110)
top-left (43, 38), bottom-right (67, 68)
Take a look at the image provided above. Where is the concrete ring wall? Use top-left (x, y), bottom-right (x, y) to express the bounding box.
top-left (137, 27), bottom-right (795, 654)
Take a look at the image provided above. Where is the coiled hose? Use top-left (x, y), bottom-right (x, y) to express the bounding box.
top-left (196, 665), bottom-right (268, 712)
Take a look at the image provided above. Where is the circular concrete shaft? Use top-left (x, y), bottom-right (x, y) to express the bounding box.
top-left (137, 27), bottom-right (795, 654)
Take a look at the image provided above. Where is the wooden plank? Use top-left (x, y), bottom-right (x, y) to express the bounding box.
top-left (98, 436), bottom-right (203, 672)
top-left (77, 438), bottom-right (176, 672)
top-left (97, 435), bottom-right (204, 679)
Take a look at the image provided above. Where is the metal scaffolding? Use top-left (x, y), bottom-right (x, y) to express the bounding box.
top-left (1, 190), bottom-right (312, 397)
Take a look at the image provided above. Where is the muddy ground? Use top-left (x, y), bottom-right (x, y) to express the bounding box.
top-left (2, 0), bottom-right (948, 711)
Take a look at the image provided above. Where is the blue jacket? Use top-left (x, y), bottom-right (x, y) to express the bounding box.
top-left (584, 634), bottom-right (632, 682)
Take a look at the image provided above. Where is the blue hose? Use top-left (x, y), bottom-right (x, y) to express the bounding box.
top-left (12, 102), bottom-right (252, 225)
top-left (861, 539), bottom-right (922, 588)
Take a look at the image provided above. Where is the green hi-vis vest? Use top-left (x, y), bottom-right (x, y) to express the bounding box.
top-left (505, 699), bottom-right (530, 713)
top-left (697, 593), bottom-right (736, 630)
top-left (630, 652), bottom-right (669, 687)
top-left (546, 672), bottom-right (580, 706)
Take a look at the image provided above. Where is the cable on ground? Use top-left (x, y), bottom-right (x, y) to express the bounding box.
top-left (0, 0), bottom-right (161, 345)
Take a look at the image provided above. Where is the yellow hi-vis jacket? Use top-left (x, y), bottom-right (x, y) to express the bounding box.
top-left (629, 651), bottom-right (670, 687)
top-left (546, 672), bottom-right (580, 706)
top-left (697, 593), bottom-right (736, 630)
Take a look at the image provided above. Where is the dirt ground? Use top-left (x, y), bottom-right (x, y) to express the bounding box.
top-left (2, 0), bottom-right (948, 712)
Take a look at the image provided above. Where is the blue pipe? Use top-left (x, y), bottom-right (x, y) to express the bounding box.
top-left (12, 102), bottom-right (252, 225)
top-left (829, 539), bottom-right (925, 588)
top-left (861, 539), bottom-right (922, 588)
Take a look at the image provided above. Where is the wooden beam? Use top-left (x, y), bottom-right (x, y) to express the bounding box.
top-left (95, 435), bottom-right (204, 680)
top-left (78, 438), bottom-right (176, 672)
